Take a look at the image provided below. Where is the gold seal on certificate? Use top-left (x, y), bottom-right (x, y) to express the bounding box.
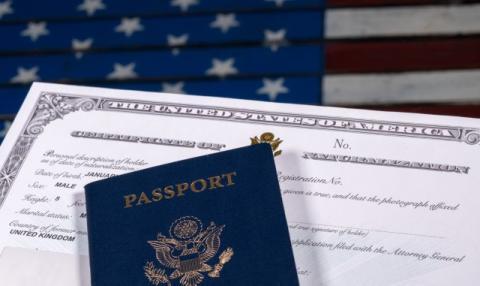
top-left (250, 132), bottom-right (283, 157)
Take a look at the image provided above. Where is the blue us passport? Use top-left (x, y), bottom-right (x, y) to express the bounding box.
top-left (85, 144), bottom-right (299, 286)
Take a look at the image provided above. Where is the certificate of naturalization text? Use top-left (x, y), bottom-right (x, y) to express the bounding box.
top-left (0, 83), bottom-right (478, 285)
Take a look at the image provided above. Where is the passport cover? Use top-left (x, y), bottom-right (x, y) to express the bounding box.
top-left (85, 144), bottom-right (299, 286)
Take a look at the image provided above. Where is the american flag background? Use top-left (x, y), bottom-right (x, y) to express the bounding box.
top-left (0, 0), bottom-right (479, 143)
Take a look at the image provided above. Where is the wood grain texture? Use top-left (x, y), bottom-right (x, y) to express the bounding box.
top-left (326, 4), bottom-right (480, 38)
top-left (323, 70), bottom-right (480, 105)
top-left (326, 37), bottom-right (480, 73)
top-left (358, 104), bottom-right (480, 118)
top-left (328, 0), bottom-right (480, 8)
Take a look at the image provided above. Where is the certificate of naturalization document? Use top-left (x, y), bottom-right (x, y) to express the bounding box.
top-left (0, 82), bottom-right (479, 285)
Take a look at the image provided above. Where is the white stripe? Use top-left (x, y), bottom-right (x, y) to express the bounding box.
top-left (323, 70), bottom-right (480, 105)
top-left (326, 4), bottom-right (480, 38)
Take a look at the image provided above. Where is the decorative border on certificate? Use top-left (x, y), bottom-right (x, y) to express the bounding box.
top-left (0, 93), bottom-right (99, 206)
top-left (0, 91), bottom-right (479, 206)
top-left (97, 98), bottom-right (480, 145)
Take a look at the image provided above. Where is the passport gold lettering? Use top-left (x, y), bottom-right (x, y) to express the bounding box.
top-left (151, 188), bottom-right (163, 201)
top-left (208, 176), bottom-right (224, 189)
top-left (191, 179), bottom-right (207, 193)
top-left (123, 194), bottom-right (137, 208)
top-left (176, 182), bottom-right (189, 197)
top-left (123, 172), bottom-right (237, 208)
top-left (163, 185), bottom-right (176, 199)
top-left (222, 172), bottom-right (237, 186)
top-left (138, 192), bottom-right (152, 205)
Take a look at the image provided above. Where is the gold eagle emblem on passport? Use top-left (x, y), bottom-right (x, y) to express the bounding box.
top-left (144, 216), bottom-right (234, 286)
top-left (251, 132), bottom-right (283, 157)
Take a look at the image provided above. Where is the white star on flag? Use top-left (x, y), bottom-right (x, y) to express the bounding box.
top-left (0, 1), bottom-right (13, 19)
top-left (77, 0), bottom-right (106, 16)
top-left (10, 66), bottom-right (40, 84)
top-left (115, 18), bottom-right (144, 37)
top-left (210, 13), bottom-right (239, 33)
top-left (72, 38), bottom-right (93, 59)
top-left (206, 58), bottom-right (238, 78)
top-left (107, 63), bottom-right (138, 80)
top-left (265, 0), bottom-right (291, 7)
top-left (167, 34), bottom-right (189, 55)
top-left (21, 22), bottom-right (49, 42)
top-left (0, 121), bottom-right (12, 138)
top-left (162, 82), bottom-right (186, 94)
top-left (257, 78), bottom-right (289, 101)
top-left (171, 0), bottom-right (198, 12)
top-left (264, 29), bottom-right (288, 52)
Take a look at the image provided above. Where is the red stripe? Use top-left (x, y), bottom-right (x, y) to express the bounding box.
top-left (326, 37), bottom-right (480, 74)
top-left (327, 0), bottom-right (480, 8)
top-left (356, 104), bottom-right (480, 118)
